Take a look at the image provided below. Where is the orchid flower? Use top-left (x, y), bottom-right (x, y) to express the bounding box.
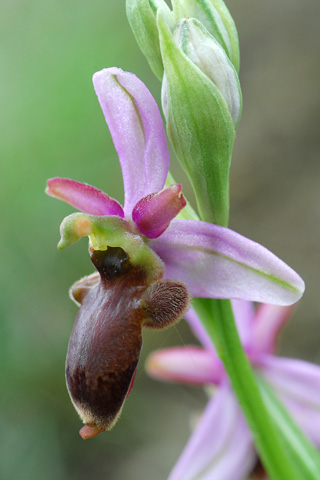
top-left (46, 67), bottom-right (304, 439)
top-left (47, 67), bottom-right (304, 306)
top-left (147, 302), bottom-right (320, 480)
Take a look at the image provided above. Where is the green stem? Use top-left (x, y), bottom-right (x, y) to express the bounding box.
top-left (257, 376), bottom-right (320, 478)
top-left (193, 297), bottom-right (302, 480)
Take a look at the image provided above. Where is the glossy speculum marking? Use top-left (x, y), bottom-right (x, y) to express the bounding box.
top-left (66, 246), bottom-right (189, 439)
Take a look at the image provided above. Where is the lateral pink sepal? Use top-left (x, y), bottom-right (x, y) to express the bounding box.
top-left (46, 177), bottom-right (124, 217)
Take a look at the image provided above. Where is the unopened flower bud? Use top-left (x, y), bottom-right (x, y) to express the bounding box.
top-left (171, 0), bottom-right (240, 72)
top-left (158, 12), bottom-right (235, 226)
top-left (126, 0), bottom-right (174, 80)
top-left (171, 18), bottom-right (242, 127)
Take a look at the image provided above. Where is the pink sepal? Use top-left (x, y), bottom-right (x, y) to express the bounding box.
top-left (132, 184), bottom-right (186, 239)
top-left (168, 382), bottom-right (256, 480)
top-left (93, 68), bottom-right (170, 216)
top-left (146, 346), bottom-right (223, 385)
top-left (46, 177), bottom-right (124, 217)
top-left (150, 219), bottom-right (305, 305)
top-left (252, 303), bottom-right (297, 355)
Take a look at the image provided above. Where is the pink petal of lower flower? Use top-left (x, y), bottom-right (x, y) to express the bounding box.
top-left (184, 308), bottom-right (215, 352)
top-left (46, 177), bottom-right (124, 217)
top-left (258, 355), bottom-right (320, 445)
top-left (231, 300), bottom-right (255, 350)
top-left (168, 382), bottom-right (256, 480)
top-left (146, 346), bottom-right (223, 385)
top-left (93, 68), bottom-right (170, 216)
top-left (132, 184), bottom-right (186, 238)
top-left (150, 219), bottom-right (305, 305)
top-left (279, 396), bottom-right (320, 447)
top-left (251, 303), bottom-right (297, 355)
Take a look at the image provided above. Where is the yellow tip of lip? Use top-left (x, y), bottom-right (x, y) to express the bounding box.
top-left (79, 424), bottom-right (105, 440)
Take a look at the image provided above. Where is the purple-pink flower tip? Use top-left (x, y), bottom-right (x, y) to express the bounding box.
top-left (46, 177), bottom-right (124, 217)
top-left (132, 184), bottom-right (186, 238)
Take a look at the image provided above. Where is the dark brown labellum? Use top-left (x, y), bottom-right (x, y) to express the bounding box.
top-left (66, 246), bottom-right (190, 438)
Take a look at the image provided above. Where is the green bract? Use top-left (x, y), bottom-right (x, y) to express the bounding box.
top-left (171, 0), bottom-right (240, 72)
top-left (158, 12), bottom-right (235, 226)
top-left (126, 0), bottom-right (174, 80)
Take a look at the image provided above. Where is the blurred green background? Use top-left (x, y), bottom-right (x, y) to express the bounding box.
top-left (1, 1), bottom-right (320, 479)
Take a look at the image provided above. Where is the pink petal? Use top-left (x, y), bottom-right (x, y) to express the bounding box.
top-left (93, 68), bottom-right (170, 216)
top-left (231, 300), bottom-right (255, 350)
top-left (132, 184), bottom-right (186, 238)
top-left (168, 382), bottom-right (256, 480)
top-left (258, 355), bottom-right (320, 445)
top-left (184, 308), bottom-right (215, 352)
top-left (251, 303), bottom-right (297, 355)
top-left (146, 346), bottom-right (223, 385)
top-left (46, 177), bottom-right (124, 217)
top-left (150, 219), bottom-right (305, 305)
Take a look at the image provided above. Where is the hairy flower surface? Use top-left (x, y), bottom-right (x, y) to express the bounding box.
top-left (147, 302), bottom-right (320, 480)
top-left (46, 68), bottom-right (304, 438)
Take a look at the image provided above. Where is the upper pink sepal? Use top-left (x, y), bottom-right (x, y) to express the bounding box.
top-left (92, 68), bottom-right (170, 216)
top-left (46, 177), bottom-right (124, 217)
top-left (132, 184), bottom-right (186, 239)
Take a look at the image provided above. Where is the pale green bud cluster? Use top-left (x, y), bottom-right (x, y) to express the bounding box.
top-left (163, 18), bottom-right (242, 128)
top-left (171, 0), bottom-right (240, 72)
top-left (126, 0), bottom-right (241, 226)
top-left (126, 0), bottom-right (173, 80)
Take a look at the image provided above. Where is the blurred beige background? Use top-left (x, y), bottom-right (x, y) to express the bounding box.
top-left (1, 1), bottom-right (320, 479)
